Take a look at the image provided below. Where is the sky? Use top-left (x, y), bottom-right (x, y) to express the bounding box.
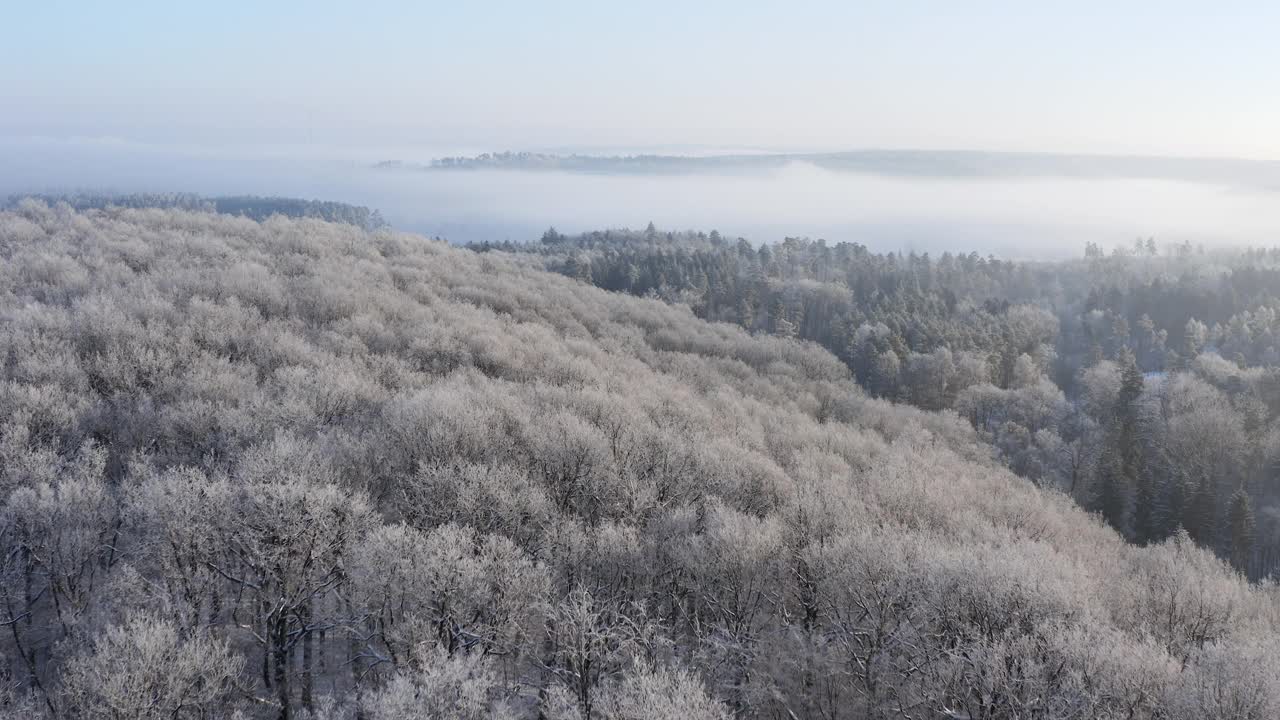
top-left (3, 1), bottom-right (1279, 158)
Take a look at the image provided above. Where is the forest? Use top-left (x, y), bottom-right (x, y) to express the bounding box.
top-left (2, 194), bottom-right (389, 232)
top-left (479, 227), bottom-right (1280, 578)
top-left (1, 200), bottom-right (1279, 719)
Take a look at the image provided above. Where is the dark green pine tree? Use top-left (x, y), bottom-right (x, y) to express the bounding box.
top-left (737, 294), bottom-right (757, 330)
top-left (1091, 447), bottom-right (1131, 537)
top-left (541, 226), bottom-right (564, 244)
top-left (1182, 476), bottom-right (1218, 547)
top-left (771, 296), bottom-right (797, 339)
top-left (1228, 487), bottom-right (1256, 575)
top-left (1110, 350), bottom-right (1148, 541)
top-left (1117, 349), bottom-right (1144, 414)
top-left (1132, 471), bottom-right (1158, 545)
top-left (1150, 474), bottom-right (1186, 543)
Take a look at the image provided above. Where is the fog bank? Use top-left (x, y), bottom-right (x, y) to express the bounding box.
top-left (4, 137), bottom-right (1278, 259)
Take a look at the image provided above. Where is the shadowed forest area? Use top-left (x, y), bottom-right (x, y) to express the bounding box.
top-left (0, 201), bottom-right (1278, 718)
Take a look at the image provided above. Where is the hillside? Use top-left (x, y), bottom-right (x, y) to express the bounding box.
top-left (0, 201), bottom-right (1277, 719)
top-left (486, 227), bottom-right (1280, 578)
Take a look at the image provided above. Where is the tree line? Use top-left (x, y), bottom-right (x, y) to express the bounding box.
top-left (3, 193), bottom-right (389, 232)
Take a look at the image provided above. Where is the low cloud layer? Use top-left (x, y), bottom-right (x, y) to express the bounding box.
top-left (4, 137), bottom-right (1278, 258)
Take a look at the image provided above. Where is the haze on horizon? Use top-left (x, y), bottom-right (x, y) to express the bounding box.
top-left (4, 1), bottom-right (1280, 257)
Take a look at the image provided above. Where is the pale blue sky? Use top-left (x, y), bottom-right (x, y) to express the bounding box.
top-left (4, 1), bottom-right (1279, 157)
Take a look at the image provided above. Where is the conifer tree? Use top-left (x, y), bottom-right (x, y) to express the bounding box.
top-left (1091, 447), bottom-right (1131, 536)
top-left (1098, 349), bottom-right (1146, 539)
top-left (1183, 476), bottom-right (1219, 547)
top-left (1228, 487), bottom-right (1256, 574)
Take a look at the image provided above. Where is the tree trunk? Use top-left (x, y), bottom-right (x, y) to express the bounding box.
top-left (346, 595), bottom-right (362, 692)
top-left (262, 599), bottom-right (272, 690)
top-left (274, 614), bottom-right (291, 720)
top-left (209, 585), bottom-right (222, 626)
top-left (318, 625), bottom-right (328, 694)
top-left (301, 599), bottom-right (313, 713)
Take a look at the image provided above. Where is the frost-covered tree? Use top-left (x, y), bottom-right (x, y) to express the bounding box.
top-left (59, 614), bottom-right (242, 720)
top-left (0, 204), bottom-right (1279, 717)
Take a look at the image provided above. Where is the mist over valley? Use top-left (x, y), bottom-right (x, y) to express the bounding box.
top-left (5, 138), bottom-right (1280, 258)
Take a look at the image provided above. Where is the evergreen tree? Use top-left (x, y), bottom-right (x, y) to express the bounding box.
top-left (1133, 471), bottom-right (1157, 545)
top-left (541, 226), bottom-right (564, 244)
top-left (1091, 447), bottom-right (1131, 536)
top-left (1228, 487), bottom-right (1256, 574)
top-left (1109, 350), bottom-right (1148, 540)
top-left (769, 296), bottom-right (796, 339)
top-left (1152, 474), bottom-right (1186, 542)
top-left (1183, 476), bottom-right (1218, 547)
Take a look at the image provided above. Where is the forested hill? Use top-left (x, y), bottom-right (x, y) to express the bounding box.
top-left (2, 192), bottom-right (389, 231)
top-left (0, 201), bottom-right (1278, 718)
top-left (483, 227), bottom-right (1280, 579)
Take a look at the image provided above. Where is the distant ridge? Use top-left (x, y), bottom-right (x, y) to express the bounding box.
top-left (376, 148), bottom-right (1280, 188)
